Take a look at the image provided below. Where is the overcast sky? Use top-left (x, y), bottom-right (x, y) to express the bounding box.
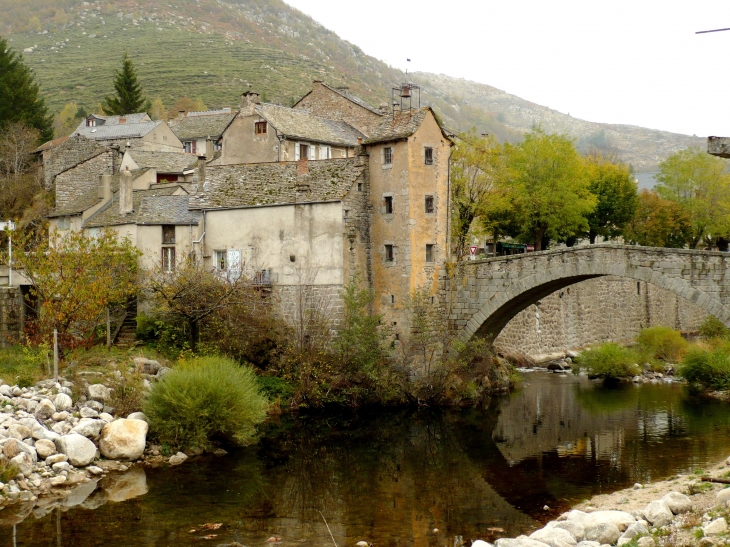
top-left (284, 0), bottom-right (730, 137)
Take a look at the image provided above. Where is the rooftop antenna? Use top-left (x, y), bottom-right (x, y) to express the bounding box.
top-left (392, 58), bottom-right (420, 117)
top-left (696, 27), bottom-right (730, 34)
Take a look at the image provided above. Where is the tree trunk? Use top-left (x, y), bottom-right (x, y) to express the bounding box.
top-left (189, 320), bottom-right (199, 352)
top-left (589, 232), bottom-right (597, 244)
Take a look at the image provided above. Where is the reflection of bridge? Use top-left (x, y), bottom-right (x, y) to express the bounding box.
top-left (443, 244), bottom-right (730, 345)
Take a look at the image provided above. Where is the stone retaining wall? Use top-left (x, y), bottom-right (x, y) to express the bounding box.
top-left (0, 287), bottom-right (23, 348)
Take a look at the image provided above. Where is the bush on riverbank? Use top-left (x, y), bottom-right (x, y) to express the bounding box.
top-left (698, 315), bottom-right (730, 340)
top-left (574, 343), bottom-right (641, 380)
top-left (143, 356), bottom-right (268, 449)
top-left (679, 344), bottom-right (730, 391)
top-left (637, 326), bottom-right (687, 362)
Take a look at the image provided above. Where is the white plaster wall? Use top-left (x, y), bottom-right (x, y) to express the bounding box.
top-left (203, 202), bottom-right (345, 286)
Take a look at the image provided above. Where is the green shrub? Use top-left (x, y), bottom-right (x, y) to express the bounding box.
top-left (680, 345), bottom-right (730, 390)
top-left (0, 459), bottom-right (19, 482)
top-left (0, 344), bottom-right (50, 387)
top-left (257, 375), bottom-right (295, 402)
top-left (699, 315), bottom-right (730, 340)
top-left (574, 343), bottom-right (641, 379)
top-left (143, 356), bottom-right (268, 450)
top-left (637, 326), bottom-right (687, 362)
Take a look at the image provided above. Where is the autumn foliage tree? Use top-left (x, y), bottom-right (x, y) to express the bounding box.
top-left (13, 230), bottom-right (141, 349)
top-left (656, 147), bottom-right (730, 249)
top-left (624, 190), bottom-right (691, 248)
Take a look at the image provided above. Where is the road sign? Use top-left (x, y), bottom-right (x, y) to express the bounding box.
top-left (469, 245), bottom-right (478, 260)
top-left (0, 221), bottom-right (15, 231)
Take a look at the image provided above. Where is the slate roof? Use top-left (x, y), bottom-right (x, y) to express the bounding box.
top-left (363, 108), bottom-right (431, 144)
top-left (88, 113), bottom-right (151, 125)
top-left (169, 111), bottom-right (237, 140)
top-left (295, 83), bottom-right (383, 116)
top-left (85, 186), bottom-right (201, 227)
top-left (72, 120), bottom-right (163, 140)
top-left (127, 151), bottom-right (198, 173)
top-left (257, 104), bottom-right (364, 146)
top-left (49, 169), bottom-right (152, 217)
top-left (189, 158), bottom-right (365, 210)
top-left (34, 135), bottom-right (69, 153)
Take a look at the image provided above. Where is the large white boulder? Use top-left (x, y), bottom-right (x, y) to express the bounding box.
top-left (55, 433), bottom-right (97, 467)
top-left (715, 488), bottom-right (730, 506)
top-left (10, 452), bottom-right (34, 477)
top-left (99, 419), bottom-right (148, 460)
top-left (583, 523), bottom-right (620, 545)
top-left (704, 517), bottom-right (728, 536)
top-left (87, 384), bottom-right (111, 402)
top-left (642, 500), bottom-right (673, 527)
top-left (661, 491), bottom-right (691, 514)
top-left (35, 438), bottom-right (57, 459)
top-left (574, 510), bottom-right (635, 532)
top-left (550, 521), bottom-right (585, 542)
top-left (54, 393), bottom-right (73, 411)
top-left (617, 521), bottom-right (649, 546)
top-left (530, 526), bottom-right (577, 546)
top-left (71, 419), bottom-right (105, 441)
top-left (34, 399), bottom-right (56, 420)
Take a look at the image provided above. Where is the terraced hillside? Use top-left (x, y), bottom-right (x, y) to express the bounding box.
top-left (2, 0), bottom-right (704, 171)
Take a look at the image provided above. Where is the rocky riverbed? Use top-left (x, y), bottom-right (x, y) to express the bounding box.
top-left (474, 456), bottom-right (730, 547)
top-left (0, 357), bottom-right (190, 512)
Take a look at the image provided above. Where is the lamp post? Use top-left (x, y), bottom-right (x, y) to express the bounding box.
top-left (0, 220), bottom-right (16, 286)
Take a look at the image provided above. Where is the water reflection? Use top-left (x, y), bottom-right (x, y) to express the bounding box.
top-left (3, 373), bottom-right (730, 547)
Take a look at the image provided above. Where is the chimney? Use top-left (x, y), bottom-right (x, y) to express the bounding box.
top-left (197, 155), bottom-right (207, 192)
top-left (98, 173), bottom-right (112, 202)
top-left (379, 103), bottom-right (389, 115)
top-left (205, 137), bottom-right (214, 159)
top-left (240, 91), bottom-right (260, 116)
top-left (119, 116), bottom-right (126, 124)
top-left (119, 168), bottom-right (133, 215)
top-left (177, 110), bottom-right (185, 120)
top-left (297, 157), bottom-right (308, 177)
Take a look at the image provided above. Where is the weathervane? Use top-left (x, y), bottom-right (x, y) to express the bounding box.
top-left (392, 58), bottom-right (420, 116)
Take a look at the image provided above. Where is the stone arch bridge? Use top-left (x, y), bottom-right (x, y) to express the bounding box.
top-left (442, 244), bottom-right (730, 345)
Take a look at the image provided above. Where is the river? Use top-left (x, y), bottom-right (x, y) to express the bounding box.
top-left (2, 372), bottom-right (730, 547)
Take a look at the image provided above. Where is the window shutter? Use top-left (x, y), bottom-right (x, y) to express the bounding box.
top-left (309, 146), bottom-right (315, 160)
top-left (295, 143), bottom-right (300, 161)
top-left (227, 249), bottom-right (242, 280)
top-left (192, 141), bottom-right (197, 154)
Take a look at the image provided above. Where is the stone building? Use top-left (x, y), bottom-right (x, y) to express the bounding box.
top-left (168, 108), bottom-right (237, 157)
top-left (44, 81), bottom-right (452, 342)
top-left (71, 113), bottom-right (182, 152)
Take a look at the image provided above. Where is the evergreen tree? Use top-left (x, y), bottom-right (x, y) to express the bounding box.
top-left (102, 53), bottom-right (149, 115)
top-left (0, 37), bottom-right (53, 143)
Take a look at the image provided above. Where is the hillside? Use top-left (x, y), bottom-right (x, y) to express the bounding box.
top-left (1, 0), bottom-right (705, 171)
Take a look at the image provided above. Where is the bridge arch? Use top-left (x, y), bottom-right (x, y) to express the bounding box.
top-left (452, 245), bottom-right (730, 345)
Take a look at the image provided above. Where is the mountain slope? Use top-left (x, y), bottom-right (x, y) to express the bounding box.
top-left (2, 0), bottom-right (704, 171)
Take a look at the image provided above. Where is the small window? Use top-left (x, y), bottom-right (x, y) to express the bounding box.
top-left (214, 140), bottom-right (222, 151)
top-left (384, 196), bottom-right (393, 214)
top-left (425, 244), bottom-right (434, 263)
top-left (390, 295), bottom-right (395, 304)
top-left (425, 195), bottom-right (434, 213)
top-left (255, 121), bottom-right (267, 134)
top-left (58, 216), bottom-right (71, 230)
top-left (424, 147), bottom-right (433, 165)
top-left (183, 141), bottom-right (196, 154)
top-left (162, 247), bottom-right (175, 272)
top-left (383, 147), bottom-right (393, 165)
top-left (357, 182), bottom-right (363, 192)
top-left (637, 282), bottom-right (641, 295)
top-left (86, 118), bottom-right (96, 127)
top-left (385, 244), bottom-right (394, 262)
top-left (162, 225), bottom-right (175, 244)
top-left (215, 250), bottom-right (227, 271)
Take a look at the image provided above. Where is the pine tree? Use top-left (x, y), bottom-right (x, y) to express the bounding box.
top-left (0, 36), bottom-right (53, 143)
top-left (102, 53), bottom-right (149, 115)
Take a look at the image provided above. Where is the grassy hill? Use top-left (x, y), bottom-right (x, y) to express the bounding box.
top-left (2, 0), bottom-right (704, 171)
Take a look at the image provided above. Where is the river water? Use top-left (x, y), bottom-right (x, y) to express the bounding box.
top-left (2, 372), bottom-right (730, 547)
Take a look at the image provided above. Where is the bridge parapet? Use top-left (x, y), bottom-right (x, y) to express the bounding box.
top-left (442, 244), bottom-right (730, 345)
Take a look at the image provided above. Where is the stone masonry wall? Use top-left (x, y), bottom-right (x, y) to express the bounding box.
top-left (293, 82), bottom-right (383, 135)
top-left (43, 136), bottom-right (106, 189)
top-left (0, 287), bottom-right (23, 349)
top-left (272, 284), bottom-right (345, 334)
top-left (495, 276), bottom-right (707, 358)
